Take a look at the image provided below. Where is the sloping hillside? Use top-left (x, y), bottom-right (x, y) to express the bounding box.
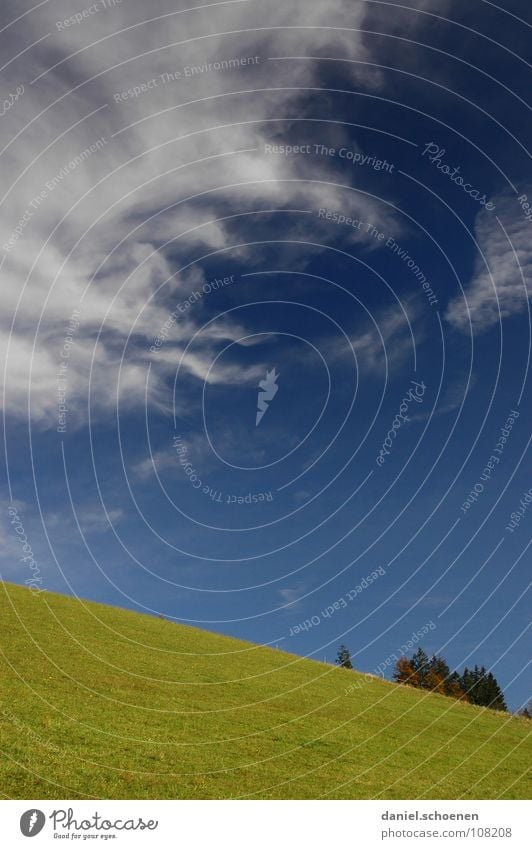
top-left (0, 582), bottom-right (529, 799)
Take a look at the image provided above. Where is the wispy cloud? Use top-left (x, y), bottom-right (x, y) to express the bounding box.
top-left (1, 0), bottom-right (399, 430)
top-left (278, 585), bottom-right (307, 610)
top-left (409, 372), bottom-right (477, 422)
top-left (327, 295), bottom-right (424, 376)
top-left (46, 504), bottom-right (125, 535)
top-left (446, 193), bottom-right (532, 334)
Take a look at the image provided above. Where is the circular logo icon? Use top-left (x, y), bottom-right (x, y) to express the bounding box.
top-left (20, 810), bottom-right (46, 837)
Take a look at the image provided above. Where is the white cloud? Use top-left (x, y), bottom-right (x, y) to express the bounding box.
top-left (445, 193), bottom-right (532, 334)
top-left (278, 586), bottom-right (305, 609)
top-left (132, 429), bottom-right (213, 481)
top-left (0, 0), bottom-right (406, 428)
top-left (327, 295), bottom-right (425, 376)
top-left (45, 503), bottom-right (125, 535)
top-left (132, 449), bottom-right (173, 481)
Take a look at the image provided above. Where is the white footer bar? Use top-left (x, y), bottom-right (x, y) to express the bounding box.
top-left (1, 800), bottom-right (528, 848)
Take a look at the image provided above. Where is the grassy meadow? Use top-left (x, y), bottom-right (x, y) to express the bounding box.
top-left (0, 582), bottom-right (529, 799)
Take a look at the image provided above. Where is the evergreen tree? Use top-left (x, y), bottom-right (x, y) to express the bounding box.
top-left (461, 665), bottom-right (482, 705)
top-left (410, 647), bottom-right (431, 688)
top-left (391, 645), bottom-right (506, 709)
top-left (483, 672), bottom-right (507, 711)
top-left (335, 644), bottom-right (353, 669)
top-left (429, 654), bottom-right (450, 681)
top-left (475, 666), bottom-right (490, 706)
top-left (461, 666), bottom-right (475, 700)
top-left (460, 666), bottom-right (506, 711)
top-left (424, 654), bottom-right (452, 695)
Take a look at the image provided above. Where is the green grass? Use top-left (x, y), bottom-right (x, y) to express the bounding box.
top-left (0, 582), bottom-right (529, 799)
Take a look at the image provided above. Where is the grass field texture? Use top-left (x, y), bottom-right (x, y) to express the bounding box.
top-left (0, 582), bottom-right (529, 799)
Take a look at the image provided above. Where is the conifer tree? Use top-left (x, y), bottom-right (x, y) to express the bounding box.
top-left (484, 672), bottom-right (507, 711)
top-left (429, 654), bottom-right (450, 681)
top-left (391, 646), bottom-right (506, 709)
top-left (460, 666), bottom-right (506, 711)
top-left (335, 644), bottom-right (353, 669)
top-left (461, 666), bottom-right (475, 700)
top-left (410, 647), bottom-right (431, 688)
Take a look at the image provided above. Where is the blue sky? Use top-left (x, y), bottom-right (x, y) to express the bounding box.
top-left (1, 0), bottom-right (530, 709)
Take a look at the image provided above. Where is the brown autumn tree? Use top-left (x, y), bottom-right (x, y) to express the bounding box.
top-left (445, 673), bottom-right (468, 702)
top-left (393, 656), bottom-right (420, 687)
top-left (424, 669), bottom-right (447, 695)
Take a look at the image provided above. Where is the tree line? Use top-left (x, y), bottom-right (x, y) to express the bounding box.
top-left (335, 644), bottom-right (508, 711)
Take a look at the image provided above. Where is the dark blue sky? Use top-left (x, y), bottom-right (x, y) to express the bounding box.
top-left (1, 0), bottom-right (530, 710)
